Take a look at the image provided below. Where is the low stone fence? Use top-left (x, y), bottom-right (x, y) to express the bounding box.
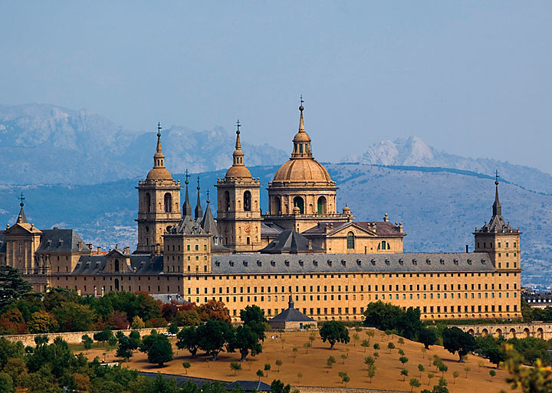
top-left (0, 327), bottom-right (168, 347)
top-left (454, 321), bottom-right (552, 340)
top-left (296, 387), bottom-right (407, 393)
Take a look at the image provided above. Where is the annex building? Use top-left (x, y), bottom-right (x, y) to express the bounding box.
top-left (0, 104), bottom-right (522, 323)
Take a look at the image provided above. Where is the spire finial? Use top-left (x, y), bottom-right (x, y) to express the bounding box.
top-left (492, 170), bottom-right (502, 217)
top-left (235, 119), bottom-right (242, 150)
top-left (495, 169), bottom-right (499, 185)
top-left (195, 175), bottom-right (203, 220)
top-left (185, 169), bottom-right (190, 185)
top-left (206, 189), bottom-right (210, 204)
top-left (156, 122), bottom-right (163, 153)
top-left (298, 96), bottom-right (305, 133)
top-left (197, 175), bottom-right (200, 191)
top-left (19, 192), bottom-right (25, 207)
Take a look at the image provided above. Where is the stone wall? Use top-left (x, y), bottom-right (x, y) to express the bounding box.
top-left (455, 322), bottom-right (552, 340)
top-left (0, 327), bottom-right (168, 347)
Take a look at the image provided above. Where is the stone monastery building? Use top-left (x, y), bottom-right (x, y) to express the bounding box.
top-left (0, 103), bottom-right (522, 322)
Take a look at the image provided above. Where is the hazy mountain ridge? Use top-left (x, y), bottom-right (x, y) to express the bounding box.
top-left (1, 164), bottom-right (550, 288)
top-left (0, 104), bottom-right (287, 184)
top-left (342, 136), bottom-right (552, 195)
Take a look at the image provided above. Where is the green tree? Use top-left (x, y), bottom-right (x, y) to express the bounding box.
top-left (270, 380), bottom-right (291, 393)
top-left (400, 356), bottom-right (409, 366)
top-left (297, 372), bottom-right (302, 383)
top-left (401, 368), bottom-right (409, 381)
top-left (418, 328), bottom-right (437, 349)
top-left (418, 363), bottom-right (425, 377)
top-left (168, 321), bottom-right (179, 335)
top-left (428, 372), bottom-right (434, 386)
top-left (0, 266), bottom-right (32, 309)
top-left (489, 369), bottom-right (496, 381)
top-left (442, 327), bottom-right (477, 362)
top-left (240, 305), bottom-right (267, 340)
top-left (27, 310), bottom-right (59, 333)
top-left (94, 327), bottom-right (115, 345)
top-left (131, 315), bottom-right (145, 329)
top-left (352, 333), bottom-right (360, 346)
top-left (326, 356), bottom-right (336, 370)
top-left (230, 324), bottom-right (263, 361)
top-left (364, 356), bottom-right (375, 368)
top-left (464, 366), bottom-right (471, 378)
top-left (140, 331), bottom-right (173, 366)
top-left (264, 363), bottom-right (271, 377)
top-left (368, 363), bottom-right (376, 382)
top-left (230, 362), bottom-right (242, 375)
top-left (182, 362), bottom-right (191, 374)
top-left (82, 334), bottom-right (93, 350)
top-left (341, 353), bottom-right (348, 364)
top-left (452, 371), bottom-right (459, 384)
top-left (275, 359), bottom-right (283, 372)
top-left (361, 339), bottom-right (370, 352)
top-left (52, 302), bottom-right (95, 331)
top-left (292, 346), bottom-right (298, 362)
top-left (256, 369), bottom-right (264, 381)
top-left (410, 378), bottom-right (421, 392)
top-left (363, 301), bottom-right (403, 331)
top-left (197, 320), bottom-right (233, 360)
top-left (374, 343), bottom-right (380, 350)
top-left (398, 337), bottom-right (405, 346)
top-left (0, 372), bottom-right (14, 393)
top-left (319, 321), bottom-right (350, 349)
top-left (116, 331), bottom-right (140, 360)
top-left (388, 342), bottom-right (395, 353)
top-left (303, 341), bottom-right (312, 354)
top-left (176, 326), bottom-right (199, 358)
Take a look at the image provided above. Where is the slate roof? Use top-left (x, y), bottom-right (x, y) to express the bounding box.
top-left (302, 221), bottom-right (405, 237)
top-left (211, 252), bottom-right (495, 275)
top-left (260, 229), bottom-right (324, 254)
top-left (270, 297), bottom-right (315, 323)
top-left (476, 183), bottom-right (520, 234)
top-left (71, 254), bottom-right (163, 275)
top-left (261, 221), bottom-right (284, 237)
top-left (36, 229), bottom-right (90, 254)
top-left (225, 381), bottom-right (271, 392)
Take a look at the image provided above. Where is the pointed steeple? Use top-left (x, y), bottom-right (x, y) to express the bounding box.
top-left (492, 172), bottom-right (502, 217)
top-left (195, 176), bottom-right (203, 220)
top-left (182, 170), bottom-right (192, 218)
top-left (146, 122), bottom-right (173, 180)
top-left (16, 192), bottom-right (27, 224)
top-left (225, 120), bottom-right (252, 178)
top-left (201, 190), bottom-right (218, 235)
top-left (291, 96), bottom-right (312, 159)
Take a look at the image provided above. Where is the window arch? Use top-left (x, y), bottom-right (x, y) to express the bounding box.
top-left (244, 191), bottom-right (251, 211)
top-left (293, 196), bottom-right (304, 214)
top-left (145, 193), bottom-right (151, 213)
top-left (317, 196), bottom-right (327, 214)
top-left (347, 231), bottom-right (355, 249)
top-left (164, 193), bottom-right (172, 212)
top-left (114, 259), bottom-right (120, 272)
top-left (224, 191), bottom-right (231, 212)
top-left (114, 278), bottom-right (120, 291)
top-left (272, 196), bottom-right (281, 215)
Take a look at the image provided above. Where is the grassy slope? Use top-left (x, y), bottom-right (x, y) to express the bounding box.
top-left (80, 329), bottom-right (510, 393)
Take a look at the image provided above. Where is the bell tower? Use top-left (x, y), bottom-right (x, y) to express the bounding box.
top-left (474, 175), bottom-right (521, 271)
top-left (216, 121), bottom-right (262, 252)
top-left (135, 123), bottom-right (182, 254)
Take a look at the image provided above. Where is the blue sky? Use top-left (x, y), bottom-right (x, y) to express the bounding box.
top-left (1, 1), bottom-right (551, 173)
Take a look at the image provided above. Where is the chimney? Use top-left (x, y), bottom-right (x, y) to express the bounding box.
top-left (465, 245), bottom-right (469, 253)
top-left (364, 246), bottom-right (368, 255)
top-left (308, 240), bottom-right (312, 250)
top-left (97, 246), bottom-right (101, 254)
top-left (78, 242), bottom-right (82, 251)
top-left (124, 247), bottom-right (130, 254)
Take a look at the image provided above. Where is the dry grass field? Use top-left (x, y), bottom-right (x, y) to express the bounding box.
top-left (80, 329), bottom-right (511, 392)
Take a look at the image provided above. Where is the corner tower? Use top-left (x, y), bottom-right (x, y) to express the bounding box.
top-left (474, 177), bottom-right (521, 271)
top-left (265, 100), bottom-right (348, 233)
top-left (216, 121), bottom-right (262, 252)
top-left (135, 123), bottom-right (182, 254)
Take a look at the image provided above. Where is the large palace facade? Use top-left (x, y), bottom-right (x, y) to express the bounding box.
top-left (0, 104), bottom-right (522, 322)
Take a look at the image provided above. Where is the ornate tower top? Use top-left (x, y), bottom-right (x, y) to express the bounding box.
top-left (195, 176), bottom-right (203, 220)
top-left (225, 120), bottom-right (253, 178)
top-left (476, 173), bottom-right (519, 234)
top-left (291, 96), bottom-right (313, 159)
top-left (147, 122), bottom-right (173, 181)
top-left (16, 192), bottom-right (27, 224)
top-left (183, 170), bottom-right (192, 218)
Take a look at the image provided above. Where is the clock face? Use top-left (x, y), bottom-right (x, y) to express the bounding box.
top-left (245, 225), bottom-right (251, 233)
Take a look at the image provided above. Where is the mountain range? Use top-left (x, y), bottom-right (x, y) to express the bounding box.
top-left (0, 104), bottom-right (551, 288)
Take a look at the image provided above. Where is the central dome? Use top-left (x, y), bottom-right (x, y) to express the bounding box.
top-left (273, 159), bottom-right (332, 183)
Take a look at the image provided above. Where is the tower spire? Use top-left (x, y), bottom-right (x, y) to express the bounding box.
top-left (232, 119), bottom-right (245, 167)
top-left (16, 192), bottom-right (27, 224)
top-left (493, 170), bottom-right (502, 217)
top-left (153, 122), bottom-right (165, 169)
top-left (183, 170), bottom-right (192, 217)
top-left (195, 176), bottom-right (203, 220)
top-left (299, 95), bottom-right (305, 133)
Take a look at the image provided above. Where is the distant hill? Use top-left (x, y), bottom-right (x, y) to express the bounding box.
top-left (341, 136), bottom-right (552, 195)
top-left (1, 164), bottom-right (550, 288)
top-left (0, 104), bottom-right (287, 184)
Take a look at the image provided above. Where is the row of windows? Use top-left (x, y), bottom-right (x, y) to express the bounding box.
top-left (166, 244), bottom-right (206, 252)
top-left (477, 241), bottom-right (517, 249)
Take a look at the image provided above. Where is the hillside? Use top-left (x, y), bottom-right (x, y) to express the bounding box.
top-left (81, 329), bottom-right (510, 393)
top-left (1, 164), bottom-right (550, 287)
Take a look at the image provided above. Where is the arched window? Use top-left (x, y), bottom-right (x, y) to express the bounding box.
top-left (145, 193), bottom-right (151, 213)
top-left (293, 196), bottom-right (304, 214)
top-left (224, 191), bottom-right (231, 212)
top-left (347, 232), bottom-right (355, 249)
top-left (272, 197), bottom-right (281, 215)
top-left (164, 193), bottom-right (172, 212)
top-left (317, 196), bottom-right (327, 215)
top-left (114, 259), bottom-right (120, 272)
top-left (244, 191), bottom-right (251, 211)
top-left (114, 278), bottom-right (119, 291)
